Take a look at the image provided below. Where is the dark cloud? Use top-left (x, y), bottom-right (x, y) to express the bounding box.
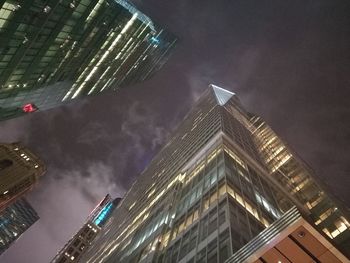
top-left (1, 0), bottom-right (350, 262)
top-left (0, 115), bottom-right (32, 143)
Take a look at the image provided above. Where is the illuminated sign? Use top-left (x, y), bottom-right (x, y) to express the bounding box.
top-left (93, 203), bottom-right (114, 227)
top-left (22, 103), bottom-right (38, 113)
top-left (88, 194), bottom-right (112, 221)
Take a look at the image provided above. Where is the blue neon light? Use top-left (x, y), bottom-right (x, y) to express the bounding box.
top-left (93, 203), bottom-right (113, 226)
top-left (150, 36), bottom-right (160, 45)
top-left (0, 219), bottom-right (9, 228)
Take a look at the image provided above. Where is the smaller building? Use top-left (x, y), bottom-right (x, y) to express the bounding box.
top-left (0, 198), bottom-right (39, 255)
top-left (0, 143), bottom-right (45, 211)
top-left (51, 195), bottom-right (121, 263)
top-left (53, 222), bottom-right (100, 263)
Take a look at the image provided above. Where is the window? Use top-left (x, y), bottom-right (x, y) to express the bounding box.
top-left (218, 211), bottom-right (225, 225)
top-left (188, 224), bottom-right (198, 252)
top-left (200, 217), bottom-right (208, 241)
top-left (67, 247), bottom-right (74, 254)
top-left (208, 210), bottom-right (217, 235)
top-left (57, 257), bottom-right (68, 263)
top-left (193, 209), bottom-right (199, 222)
top-left (219, 245), bottom-right (229, 263)
top-left (179, 232), bottom-right (190, 259)
top-left (210, 191), bottom-right (217, 205)
top-left (196, 248), bottom-right (206, 263)
top-left (72, 239), bottom-right (80, 247)
top-left (207, 239), bottom-right (218, 263)
top-left (79, 244), bottom-right (85, 251)
top-left (0, 159), bottom-right (13, 170)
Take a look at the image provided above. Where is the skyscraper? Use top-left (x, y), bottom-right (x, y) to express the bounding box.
top-left (51, 195), bottom-right (121, 263)
top-left (0, 0), bottom-right (176, 121)
top-left (0, 143), bottom-right (45, 211)
top-left (0, 198), bottom-right (39, 255)
top-left (80, 85), bottom-right (350, 262)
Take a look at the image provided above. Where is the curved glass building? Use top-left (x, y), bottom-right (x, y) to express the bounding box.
top-left (0, 0), bottom-right (176, 121)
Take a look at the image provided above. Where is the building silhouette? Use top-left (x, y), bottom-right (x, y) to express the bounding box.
top-left (0, 0), bottom-right (176, 121)
top-left (78, 85), bottom-right (350, 262)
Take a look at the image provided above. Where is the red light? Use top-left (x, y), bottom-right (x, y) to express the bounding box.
top-left (22, 103), bottom-right (37, 113)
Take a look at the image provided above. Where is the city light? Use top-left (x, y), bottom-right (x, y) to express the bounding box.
top-left (93, 203), bottom-right (114, 226)
top-left (22, 104), bottom-right (37, 113)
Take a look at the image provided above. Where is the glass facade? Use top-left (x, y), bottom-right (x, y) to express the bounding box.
top-left (0, 198), bottom-right (39, 255)
top-left (0, 0), bottom-right (177, 121)
top-left (79, 85), bottom-right (350, 262)
top-left (249, 115), bottom-right (350, 253)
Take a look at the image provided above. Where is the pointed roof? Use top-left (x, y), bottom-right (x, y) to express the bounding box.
top-left (210, 84), bottom-right (235, 106)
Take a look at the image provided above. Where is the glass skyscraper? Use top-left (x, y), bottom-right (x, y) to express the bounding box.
top-left (0, 0), bottom-right (176, 121)
top-left (0, 198), bottom-right (39, 255)
top-left (79, 85), bottom-right (349, 262)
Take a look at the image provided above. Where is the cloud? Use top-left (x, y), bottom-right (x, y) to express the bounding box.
top-left (84, 162), bottom-right (124, 199)
top-left (105, 101), bottom-right (170, 186)
top-left (18, 100), bottom-right (170, 262)
top-left (186, 64), bottom-right (216, 102)
top-left (0, 160), bottom-right (125, 263)
top-left (34, 162), bottom-right (125, 240)
top-left (121, 101), bottom-right (169, 152)
top-left (0, 101), bottom-right (129, 262)
top-left (77, 121), bottom-right (112, 145)
top-left (0, 115), bottom-right (32, 143)
top-left (2, 159), bottom-right (125, 263)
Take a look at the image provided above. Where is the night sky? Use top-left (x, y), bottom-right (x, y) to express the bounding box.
top-left (1, 0), bottom-right (350, 262)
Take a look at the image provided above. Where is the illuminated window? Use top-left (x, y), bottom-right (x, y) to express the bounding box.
top-left (178, 221), bottom-right (185, 234)
top-left (219, 184), bottom-right (226, 196)
top-left (203, 197), bottom-right (209, 211)
top-left (315, 208), bottom-right (334, 225)
top-left (210, 192), bottom-right (217, 205)
top-left (193, 209), bottom-right (199, 222)
top-left (306, 193), bottom-right (324, 209)
top-left (186, 214), bottom-right (192, 227)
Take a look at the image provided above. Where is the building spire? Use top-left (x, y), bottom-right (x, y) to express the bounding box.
top-left (210, 84), bottom-right (235, 105)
